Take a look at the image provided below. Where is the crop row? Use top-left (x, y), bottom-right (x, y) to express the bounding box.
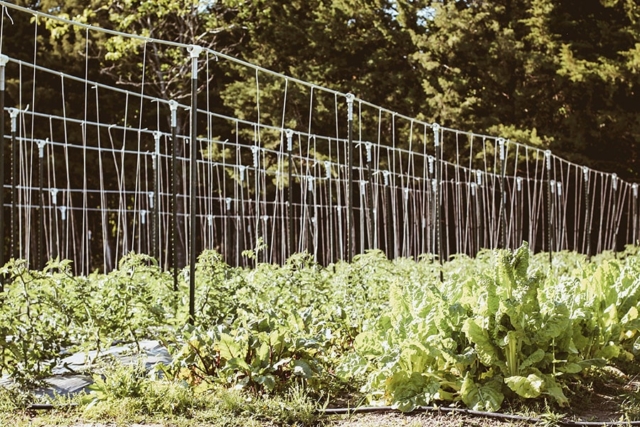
top-left (0, 243), bottom-right (638, 411)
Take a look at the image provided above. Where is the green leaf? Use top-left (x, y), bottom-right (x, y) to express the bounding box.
top-left (255, 374), bottom-right (276, 391)
top-left (520, 349), bottom-right (545, 371)
top-left (399, 341), bottom-right (435, 373)
top-left (558, 362), bottom-right (582, 374)
top-left (386, 371), bottom-right (441, 411)
top-left (218, 333), bottom-right (242, 361)
top-left (335, 352), bottom-right (368, 381)
top-left (462, 318), bottom-right (500, 367)
top-left (292, 359), bottom-right (313, 378)
top-left (460, 373), bottom-right (504, 412)
top-left (226, 357), bottom-right (251, 372)
top-left (542, 375), bottom-right (569, 407)
top-left (537, 303), bottom-right (571, 341)
top-left (354, 331), bottom-right (384, 357)
top-left (504, 374), bottom-right (543, 398)
top-left (255, 342), bottom-right (270, 366)
top-left (595, 343), bottom-right (621, 360)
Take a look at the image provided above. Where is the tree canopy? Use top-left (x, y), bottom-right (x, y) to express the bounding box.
top-left (4, 0), bottom-right (640, 179)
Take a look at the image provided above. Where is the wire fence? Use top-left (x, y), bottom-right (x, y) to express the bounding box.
top-left (0, 1), bottom-right (638, 277)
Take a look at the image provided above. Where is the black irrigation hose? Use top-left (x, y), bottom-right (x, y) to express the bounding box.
top-left (25, 402), bottom-right (640, 426)
top-left (320, 405), bottom-right (640, 426)
top-left (27, 403), bottom-right (77, 410)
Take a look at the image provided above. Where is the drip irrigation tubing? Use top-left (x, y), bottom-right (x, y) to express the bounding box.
top-left (319, 405), bottom-right (640, 426)
top-left (25, 402), bottom-right (640, 426)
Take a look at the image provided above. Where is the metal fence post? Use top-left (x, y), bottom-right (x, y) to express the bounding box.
top-left (188, 45), bottom-right (202, 324)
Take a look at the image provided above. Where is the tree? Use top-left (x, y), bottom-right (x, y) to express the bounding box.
top-left (398, 0), bottom-right (640, 179)
top-left (38, 0), bottom-right (246, 267)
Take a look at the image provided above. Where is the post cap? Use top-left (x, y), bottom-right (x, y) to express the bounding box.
top-left (188, 45), bottom-right (203, 58)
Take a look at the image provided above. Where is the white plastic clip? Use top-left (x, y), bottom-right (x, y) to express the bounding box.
top-left (50, 188), bottom-right (59, 205)
top-left (251, 146), bottom-right (260, 168)
top-left (545, 150), bottom-right (552, 171)
top-left (498, 138), bottom-right (505, 161)
top-left (239, 165), bottom-right (246, 182)
top-left (324, 161), bottom-right (331, 179)
top-left (168, 101), bottom-right (178, 128)
top-left (383, 170), bottom-right (390, 186)
top-left (471, 182), bottom-right (477, 196)
top-left (432, 123), bottom-right (441, 147)
top-left (634, 183), bottom-right (638, 198)
top-left (153, 131), bottom-right (162, 154)
top-left (285, 129), bottom-right (294, 152)
top-left (517, 177), bottom-right (523, 192)
top-left (360, 180), bottom-right (366, 195)
top-left (612, 173), bottom-right (618, 191)
top-left (149, 192), bottom-right (154, 209)
top-left (307, 176), bottom-right (315, 192)
top-left (476, 170), bottom-right (483, 187)
top-left (346, 93), bottom-right (355, 121)
top-left (225, 197), bottom-right (232, 211)
top-left (36, 138), bottom-right (48, 158)
top-left (140, 210), bottom-right (147, 225)
top-left (188, 45), bottom-right (202, 77)
top-left (428, 156), bottom-right (434, 174)
top-left (550, 180), bottom-right (555, 194)
top-left (557, 182), bottom-right (562, 196)
top-left (583, 166), bottom-right (589, 182)
top-left (207, 215), bottom-right (213, 227)
top-left (0, 54), bottom-right (8, 91)
top-left (59, 206), bottom-right (67, 221)
top-left (365, 141), bottom-right (372, 163)
top-left (403, 187), bottom-right (409, 201)
top-left (8, 108), bottom-right (19, 132)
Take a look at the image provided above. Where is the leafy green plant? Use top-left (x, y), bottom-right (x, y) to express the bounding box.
top-left (349, 242), bottom-right (640, 412)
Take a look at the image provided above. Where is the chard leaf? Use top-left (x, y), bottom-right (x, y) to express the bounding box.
top-left (485, 276), bottom-right (499, 318)
top-left (460, 373), bottom-right (504, 411)
top-left (462, 318), bottom-right (500, 367)
top-left (399, 342), bottom-right (432, 373)
top-left (595, 343), bottom-right (621, 360)
top-left (354, 331), bottom-right (384, 357)
top-left (541, 375), bottom-right (569, 406)
top-left (504, 374), bottom-right (543, 398)
top-left (520, 349), bottom-right (545, 371)
top-left (621, 306), bottom-right (638, 324)
top-left (335, 352), bottom-right (368, 381)
top-left (624, 318), bottom-right (640, 331)
top-left (537, 303), bottom-right (570, 342)
top-left (558, 362), bottom-right (582, 374)
top-left (386, 371), bottom-right (440, 412)
top-left (512, 243), bottom-right (530, 280)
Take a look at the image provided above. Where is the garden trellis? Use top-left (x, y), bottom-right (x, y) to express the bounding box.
top-left (0, 1), bottom-right (637, 279)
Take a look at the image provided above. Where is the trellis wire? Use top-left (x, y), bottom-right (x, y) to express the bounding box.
top-left (0, 2), bottom-right (638, 278)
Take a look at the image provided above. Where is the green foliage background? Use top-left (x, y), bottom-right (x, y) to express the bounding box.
top-left (4, 0), bottom-right (639, 179)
